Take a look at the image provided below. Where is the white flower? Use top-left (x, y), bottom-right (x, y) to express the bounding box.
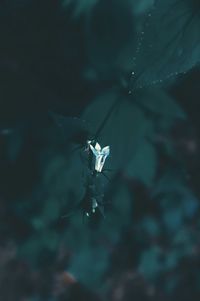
top-left (88, 141), bottom-right (110, 172)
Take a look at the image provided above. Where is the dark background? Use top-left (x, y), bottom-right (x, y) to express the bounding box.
top-left (0, 1), bottom-right (200, 300)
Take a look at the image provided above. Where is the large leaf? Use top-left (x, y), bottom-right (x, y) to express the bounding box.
top-left (130, 0), bottom-right (200, 90)
top-left (82, 88), bottom-right (150, 172)
top-left (133, 88), bottom-right (186, 119)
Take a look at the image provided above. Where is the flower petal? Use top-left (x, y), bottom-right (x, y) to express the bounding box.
top-left (101, 146), bottom-right (110, 156)
top-left (89, 144), bottom-right (99, 157)
top-left (95, 142), bottom-right (101, 152)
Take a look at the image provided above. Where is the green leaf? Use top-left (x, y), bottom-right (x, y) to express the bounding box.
top-left (42, 150), bottom-right (86, 209)
top-left (126, 139), bottom-right (156, 186)
top-left (82, 88), bottom-right (150, 171)
top-left (41, 197), bottom-right (60, 224)
top-left (134, 88), bottom-right (186, 120)
top-left (130, 0), bottom-right (200, 89)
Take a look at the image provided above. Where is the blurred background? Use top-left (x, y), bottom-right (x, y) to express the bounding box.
top-left (0, 0), bottom-right (200, 300)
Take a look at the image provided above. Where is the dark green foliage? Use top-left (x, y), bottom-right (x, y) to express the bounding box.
top-left (0, 0), bottom-right (200, 300)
